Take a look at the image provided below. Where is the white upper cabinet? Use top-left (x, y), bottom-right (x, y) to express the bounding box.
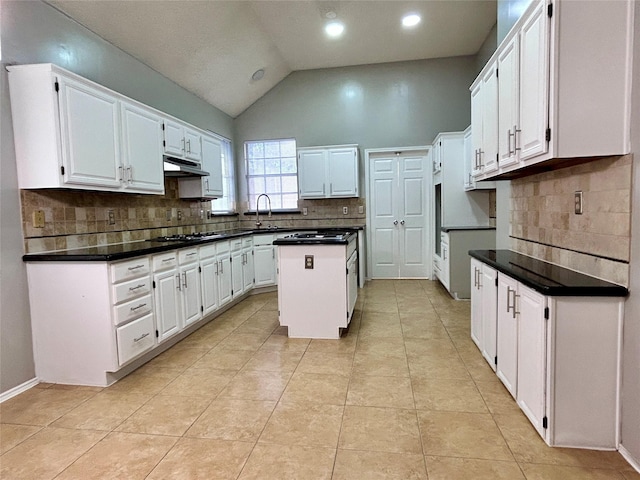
top-left (184, 128), bottom-right (202, 162)
top-left (470, 60), bottom-right (498, 176)
top-left (472, 0), bottom-right (633, 180)
top-left (163, 120), bottom-right (185, 157)
top-left (298, 145), bottom-right (359, 199)
top-left (178, 134), bottom-right (224, 199)
top-left (120, 101), bottom-right (164, 193)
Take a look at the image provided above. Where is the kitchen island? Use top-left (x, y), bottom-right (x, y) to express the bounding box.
top-left (274, 231), bottom-right (358, 339)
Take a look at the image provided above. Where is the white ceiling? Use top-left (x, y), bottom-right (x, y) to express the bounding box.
top-left (49, 0), bottom-right (497, 118)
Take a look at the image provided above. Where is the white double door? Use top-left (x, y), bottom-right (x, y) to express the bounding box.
top-left (369, 150), bottom-right (430, 278)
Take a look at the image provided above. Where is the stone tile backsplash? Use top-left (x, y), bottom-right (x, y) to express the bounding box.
top-left (20, 178), bottom-right (366, 254)
top-left (510, 154), bottom-right (632, 285)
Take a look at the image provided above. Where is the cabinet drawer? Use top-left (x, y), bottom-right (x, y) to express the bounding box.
top-left (216, 239), bottom-right (230, 255)
top-left (178, 247), bottom-right (199, 264)
top-left (111, 258), bottom-right (150, 283)
top-left (230, 238), bottom-right (243, 251)
top-left (199, 244), bottom-right (216, 259)
top-left (113, 276), bottom-right (152, 305)
top-left (114, 294), bottom-right (153, 326)
top-left (242, 237), bottom-right (253, 248)
top-left (152, 252), bottom-right (178, 271)
top-left (116, 313), bottom-right (155, 365)
top-left (253, 234), bottom-right (274, 246)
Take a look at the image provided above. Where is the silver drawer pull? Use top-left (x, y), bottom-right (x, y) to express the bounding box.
top-left (162, 257), bottom-right (175, 263)
top-left (128, 284), bottom-right (146, 291)
top-left (130, 303), bottom-right (147, 312)
top-left (127, 264), bottom-right (145, 271)
top-left (133, 332), bottom-right (149, 343)
top-left (186, 252), bottom-right (197, 257)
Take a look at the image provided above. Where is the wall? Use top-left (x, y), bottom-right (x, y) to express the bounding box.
top-left (620, 0), bottom-right (640, 466)
top-left (475, 23), bottom-right (498, 74)
top-left (497, 0), bottom-right (534, 43)
top-left (0, 0), bottom-right (233, 394)
top-left (510, 155), bottom-right (632, 286)
top-left (234, 57), bottom-right (477, 209)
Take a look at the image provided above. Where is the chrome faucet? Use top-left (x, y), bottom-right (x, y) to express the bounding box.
top-left (255, 193), bottom-right (272, 228)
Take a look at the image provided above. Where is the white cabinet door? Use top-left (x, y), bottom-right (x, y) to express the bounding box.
top-left (470, 259), bottom-right (483, 347)
top-left (328, 148), bottom-right (358, 197)
top-left (254, 245), bottom-right (276, 287)
top-left (200, 257), bottom-right (219, 317)
top-left (184, 128), bottom-right (202, 162)
top-left (57, 76), bottom-right (121, 188)
top-left (154, 269), bottom-right (181, 342)
top-left (231, 249), bottom-right (244, 298)
top-left (470, 82), bottom-right (483, 177)
top-left (202, 135), bottom-right (223, 197)
top-left (480, 264), bottom-right (498, 371)
top-left (496, 272), bottom-right (519, 398)
top-left (498, 34), bottom-right (520, 169)
top-left (120, 101), bottom-right (164, 193)
top-left (163, 119), bottom-right (184, 157)
top-left (519, 0), bottom-right (549, 161)
top-left (463, 127), bottom-right (474, 189)
top-left (298, 150), bottom-right (327, 198)
top-left (180, 263), bottom-right (202, 326)
top-left (243, 248), bottom-right (254, 292)
top-left (217, 256), bottom-right (233, 306)
top-left (481, 62), bottom-right (499, 174)
top-left (517, 284), bottom-right (547, 437)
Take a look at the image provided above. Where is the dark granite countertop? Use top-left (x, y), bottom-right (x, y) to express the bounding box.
top-left (273, 231), bottom-right (356, 246)
top-left (23, 226), bottom-right (364, 262)
top-left (442, 226), bottom-right (496, 232)
top-left (469, 249), bottom-right (628, 297)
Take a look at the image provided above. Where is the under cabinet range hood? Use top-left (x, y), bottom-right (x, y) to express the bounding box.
top-left (163, 156), bottom-right (209, 177)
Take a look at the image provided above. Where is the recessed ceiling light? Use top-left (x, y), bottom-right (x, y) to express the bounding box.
top-left (251, 69), bottom-right (265, 81)
top-left (325, 21), bottom-right (345, 38)
top-left (402, 13), bottom-right (421, 28)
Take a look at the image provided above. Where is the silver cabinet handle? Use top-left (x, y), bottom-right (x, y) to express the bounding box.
top-left (128, 264), bottom-right (145, 271)
top-left (514, 124), bottom-right (521, 152)
top-left (133, 332), bottom-right (149, 343)
top-left (219, 260), bottom-right (224, 274)
top-left (130, 303), bottom-right (147, 312)
top-left (176, 274), bottom-right (181, 291)
top-left (128, 284), bottom-right (146, 292)
top-left (181, 138), bottom-right (186, 153)
top-left (118, 164), bottom-right (124, 182)
top-left (477, 270), bottom-right (482, 288)
top-left (508, 129), bottom-right (514, 155)
top-left (443, 248), bottom-right (447, 261)
top-left (182, 272), bottom-right (187, 289)
top-left (506, 286), bottom-right (520, 318)
top-left (205, 179), bottom-right (209, 192)
top-left (162, 257), bottom-right (175, 263)
top-left (186, 252), bottom-right (197, 257)
top-left (187, 139), bottom-right (191, 154)
top-left (127, 165), bottom-right (133, 183)
top-left (272, 249), bottom-right (275, 259)
top-left (215, 261), bottom-right (219, 275)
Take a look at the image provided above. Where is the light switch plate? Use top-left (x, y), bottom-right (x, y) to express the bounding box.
top-left (32, 210), bottom-right (45, 228)
top-left (107, 209), bottom-right (116, 225)
top-left (574, 191), bottom-right (583, 215)
top-left (303, 207), bottom-right (308, 216)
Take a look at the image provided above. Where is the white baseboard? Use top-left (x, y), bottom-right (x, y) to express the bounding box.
top-left (0, 377), bottom-right (39, 403)
top-left (619, 445), bottom-right (640, 474)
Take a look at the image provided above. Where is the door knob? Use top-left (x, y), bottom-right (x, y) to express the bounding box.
top-left (400, 220), bottom-right (405, 225)
top-left (393, 220), bottom-right (398, 225)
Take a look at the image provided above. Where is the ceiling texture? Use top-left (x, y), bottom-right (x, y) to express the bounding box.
top-left (48, 0), bottom-right (497, 118)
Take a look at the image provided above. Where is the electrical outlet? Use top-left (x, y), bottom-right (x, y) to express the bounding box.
top-left (32, 210), bottom-right (45, 228)
top-left (574, 191), bottom-right (583, 215)
top-left (343, 206), bottom-right (348, 215)
top-left (358, 205), bottom-right (364, 214)
top-left (107, 209), bottom-right (116, 225)
top-left (177, 209), bottom-right (183, 221)
top-left (166, 209), bottom-right (172, 221)
top-left (303, 207), bottom-right (308, 216)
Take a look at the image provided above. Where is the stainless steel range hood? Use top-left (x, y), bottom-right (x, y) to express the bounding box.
top-left (163, 156), bottom-right (209, 177)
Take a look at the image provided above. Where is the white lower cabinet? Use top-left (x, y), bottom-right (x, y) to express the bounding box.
top-left (473, 261), bottom-right (624, 449)
top-left (470, 258), bottom-right (497, 371)
top-left (216, 240), bottom-right (233, 307)
top-left (152, 253), bottom-right (181, 343)
top-left (178, 248), bottom-right (202, 327)
top-left (199, 245), bottom-right (219, 317)
top-left (253, 234), bottom-right (277, 287)
top-left (116, 313), bottom-right (155, 365)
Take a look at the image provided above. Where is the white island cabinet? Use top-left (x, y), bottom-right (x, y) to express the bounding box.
top-left (470, 251), bottom-right (626, 449)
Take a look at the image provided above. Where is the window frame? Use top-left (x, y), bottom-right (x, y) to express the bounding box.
top-left (210, 136), bottom-right (236, 214)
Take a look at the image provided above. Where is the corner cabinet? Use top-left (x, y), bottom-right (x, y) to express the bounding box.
top-left (178, 134), bottom-right (224, 199)
top-left (298, 145), bottom-right (359, 199)
top-left (7, 63), bottom-right (165, 194)
top-left (471, 0), bottom-right (633, 180)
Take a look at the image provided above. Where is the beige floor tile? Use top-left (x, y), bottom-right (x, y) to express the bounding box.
top-left (219, 370), bottom-right (291, 401)
top-left (0, 387), bottom-right (97, 426)
top-left (146, 437), bottom-right (254, 480)
top-left (333, 449), bottom-right (428, 479)
top-left (401, 321), bottom-right (450, 340)
top-left (475, 379), bottom-right (521, 415)
top-left (520, 463), bottom-right (627, 479)
top-left (241, 348), bottom-right (304, 372)
top-left (355, 336), bottom-right (406, 357)
top-left (306, 336), bottom-right (358, 354)
top-left (359, 319), bottom-right (404, 338)
top-left (412, 377), bottom-right (488, 413)
top-left (217, 332), bottom-right (270, 351)
top-left (259, 402), bottom-right (343, 448)
top-left (280, 372), bottom-right (350, 405)
top-left (116, 394), bottom-right (210, 436)
top-left (397, 299), bottom-right (438, 314)
top-left (621, 471), bottom-right (640, 480)
top-left (186, 397), bottom-right (276, 441)
top-left (238, 443), bottom-right (336, 480)
top-left (347, 375), bottom-right (415, 409)
top-left (55, 431), bottom-right (177, 479)
top-left (51, 391), bottom-right (149, 431)
top-left (464, 356), bottom-right (500, 382)
top-left (148, 346), bottom-right (210, 369)
top-left (0, 424), bottom-right (42, 454)
top-left (425, 456), bottom-right (525, 480)
top-left (259, 334), bottom-right (311, 352)
top-left (338, 405), bottom-right (422, 454)
top-left (495, 413), bottom-right (631, 469)
top-left (159, 367), bottom-right (236, 398)
top-left (404, 337), bottom-right (457, 358)
top-left (418, 410), bottom-right (513, 460)
top-left (0, 427), bottom-right (107, 480)
top-left (296, 352), bottom-right (354, 376)
top-left (407, 355), bottom-right (470, 380)
top-left (399, 311), bottom-right (442, 324)
top-left (363, 302), bottom-right (399, 314)
top-left (190, 347), bottom-right (254, 371)
top-left (174, 329), bottom-right (227, 350)
top-left (106, 366), bottom-right (183, 395)
top-left (352, 351), bottom-right (410, 377)
top-left (0, 427), bottom-right (106, 480)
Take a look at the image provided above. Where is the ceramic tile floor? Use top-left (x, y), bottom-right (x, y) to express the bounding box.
top-left (1, 280), bottom-right (638, 479)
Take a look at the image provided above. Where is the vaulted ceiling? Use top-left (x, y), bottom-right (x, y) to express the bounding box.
top-left (49, 1), bottom-right (497, 118)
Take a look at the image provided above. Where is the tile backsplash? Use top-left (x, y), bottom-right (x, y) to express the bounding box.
top-left (20, 178), bottom-right (366, 254)
top-left (510, 154), bottom-right (632, 286)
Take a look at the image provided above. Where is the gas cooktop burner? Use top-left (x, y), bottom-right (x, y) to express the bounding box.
top-left (149, 232), bottom-right (221, 242)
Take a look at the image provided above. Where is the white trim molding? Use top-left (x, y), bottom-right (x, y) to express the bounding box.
top-left (619, 445), bottom-right (640, 474)
top-left (0, 377), bottom-right (39, 403)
